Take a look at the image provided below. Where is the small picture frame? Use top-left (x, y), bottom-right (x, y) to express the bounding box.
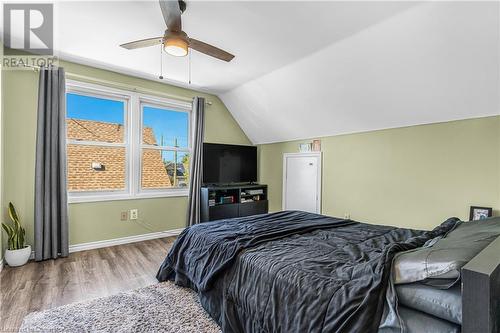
top-left (469, 206), bottom-right (493, 221)
top-left (299, 143), bottom-right (311, 152)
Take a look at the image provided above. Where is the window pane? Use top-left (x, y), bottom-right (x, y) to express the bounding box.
top-left (142, 105), bottom-right (189, 148)
top-left (67, 144), bottom-right (126, 192)
top-left (141, 149), bottom-right (190, 189)
top-left (67, 93), bottom-right (125, 143)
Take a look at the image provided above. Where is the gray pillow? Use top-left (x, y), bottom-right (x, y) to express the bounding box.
top-left (393, 217), bottom-right (500, 284)
top-left (398, 306), bottom-right (460, 333)
top-left (396, 283), bottom-right (462, 324)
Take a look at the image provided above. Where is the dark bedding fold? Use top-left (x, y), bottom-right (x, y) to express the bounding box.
top-left (157, 211), bottom-right (354, 290)
top-left (157, 211), bottom-right (459, 333)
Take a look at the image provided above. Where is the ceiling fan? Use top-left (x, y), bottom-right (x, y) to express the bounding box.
top-left (120, 0), bottom-right (234, 62)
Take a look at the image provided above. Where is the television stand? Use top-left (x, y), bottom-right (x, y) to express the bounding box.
top-left (200, 184), bottom-right (268, 222)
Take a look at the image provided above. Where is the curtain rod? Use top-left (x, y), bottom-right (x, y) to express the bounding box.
top-left (18, 64), bottom-right (212, 105)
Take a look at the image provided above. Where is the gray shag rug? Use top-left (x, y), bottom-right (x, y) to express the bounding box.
top-left (20, 282), bottom-right (221, 333)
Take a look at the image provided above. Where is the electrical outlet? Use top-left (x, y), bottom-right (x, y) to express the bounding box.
top-left (120, 211), bottom-right (128, 221)
top-left (130, 209), bottom-right (138, 220)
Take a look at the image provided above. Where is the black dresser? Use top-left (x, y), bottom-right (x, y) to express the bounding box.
top-left (200, 184), bottom-right (268, 222)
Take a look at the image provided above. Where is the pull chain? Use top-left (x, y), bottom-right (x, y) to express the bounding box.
top-left (188, 49), bottom-right (192, 85)
top-left (159, 45), bottom-right (164, 80)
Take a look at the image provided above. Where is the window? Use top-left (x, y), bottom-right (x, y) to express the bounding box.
top-left (141, 104), bottom-right (190, 190)
top-left (66, 81), bottom-right (192, 202)
top-left (66, 92), bottom-right (128, 193)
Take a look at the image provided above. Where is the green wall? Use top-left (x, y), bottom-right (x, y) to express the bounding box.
top-left (0, 45), bottom-right (3, 259)
top-left (259, 116), bottom-right (500, 230)
top-left (2, 58), bottom-right (499, 255)
top-left (2, 60), bottom-right (250, 248)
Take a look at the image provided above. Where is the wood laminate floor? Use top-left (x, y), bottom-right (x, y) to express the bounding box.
top-left (0, 237), bottom-right (175, 332)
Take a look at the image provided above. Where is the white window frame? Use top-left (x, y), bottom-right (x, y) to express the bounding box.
top-left (66, 80), bottom-right (193, 203)
top-left (137, 98), bottom-right (191, 198)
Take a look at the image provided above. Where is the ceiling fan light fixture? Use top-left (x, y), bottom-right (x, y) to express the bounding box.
top-left (120, 0), bottom-right (234, 62)
top-left (164, 37), bottom-right (188, 57)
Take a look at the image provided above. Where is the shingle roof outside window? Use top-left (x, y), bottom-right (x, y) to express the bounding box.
top-left (67, 119), bottom-right (171, 191)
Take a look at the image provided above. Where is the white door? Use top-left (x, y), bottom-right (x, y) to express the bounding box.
top-left (283, 153), bottom-right (322, 213)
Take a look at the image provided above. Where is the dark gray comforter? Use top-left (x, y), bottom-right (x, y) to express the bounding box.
top-left (157, 211), bottom-right (458, 333)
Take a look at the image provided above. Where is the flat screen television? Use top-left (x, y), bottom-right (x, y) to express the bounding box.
top-left (203, 143), bottom-right (257, 184)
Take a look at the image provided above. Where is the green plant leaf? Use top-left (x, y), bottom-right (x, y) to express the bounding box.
top-left (9, 202), bottom-right (22, 233)
top-left (8, 232), bottom-right (15, 250)
top-left (2, 224), bottom-right (13, 249)
top-left (2, 223), bottom-right (14, 237)
top-left (3, 203), bottom-right (25, 250)
top-left (8, 202), bottom-right (19, 223)
top-left (19, 227), bottom-right (25, 248)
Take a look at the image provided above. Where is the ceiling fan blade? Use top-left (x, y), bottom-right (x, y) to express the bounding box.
top-left (159, 0), bottom-right (182, 32)
top-left (120, 37), bottom-right (163, 50)
top-left (188, 38), bottom-right (235, 62)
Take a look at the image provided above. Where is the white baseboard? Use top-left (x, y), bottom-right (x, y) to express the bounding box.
top-left (69, 228), bottom-right (184, 253)
top-left (24, 228), bottom-right (184, 260)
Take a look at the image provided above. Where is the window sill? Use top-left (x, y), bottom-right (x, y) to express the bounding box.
top-left (68, 190), bottom-right (189, 204)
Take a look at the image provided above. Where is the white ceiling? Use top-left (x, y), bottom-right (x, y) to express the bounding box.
top-left (51, 1), bottom-right (417, 93)
top-left (6, 1), bottom-right (499, 144)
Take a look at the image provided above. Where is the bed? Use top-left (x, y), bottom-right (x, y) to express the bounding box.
top-left (156, 210), bottom-right (500, 333)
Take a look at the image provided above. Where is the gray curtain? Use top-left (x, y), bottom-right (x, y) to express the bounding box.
top-left (187, 97), bottom-right (205, 226)
top-left (34, 67), bottom-right (69, 261)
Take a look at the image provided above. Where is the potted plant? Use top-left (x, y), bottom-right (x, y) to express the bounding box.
top-left (2, 202), bottom-right (30, 267)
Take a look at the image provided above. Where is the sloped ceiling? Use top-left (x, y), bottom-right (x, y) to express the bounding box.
top-left (44, 1), bottom-right (416, 93)
top-left (221, 1), bottom-right (500, 144)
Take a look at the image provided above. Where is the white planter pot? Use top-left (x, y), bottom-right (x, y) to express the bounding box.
top-left (5, 245), bottom-right (31, 267)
